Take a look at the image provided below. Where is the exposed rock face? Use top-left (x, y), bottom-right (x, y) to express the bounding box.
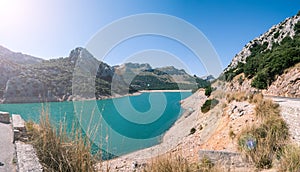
top-left (221, 73), bottom-right (256, 94)
top-left (225, 14), bottom-right (300, 71)
top-left (1, 47), bottom-right (115, 103)
top-left (0, 45), bottom-right (43, 65)
top-left (0, 46), bottom-right (42, 99)
top-left (264, 63), bottom-right (300, 97)
top-left (3, 77), bottom-right (49, 103)
top-left (0, 46), bottom-right (202, 103)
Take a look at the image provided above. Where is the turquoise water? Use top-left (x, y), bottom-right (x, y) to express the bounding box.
top-left (0, 92), bottom-right (191, 157)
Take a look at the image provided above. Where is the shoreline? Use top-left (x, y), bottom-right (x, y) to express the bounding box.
top-left (1, 89), bottom-right (192, 104)
top-left (139, 89), bottom-right (192, 93)
top-left (98, 90), bottom-right (207, 170)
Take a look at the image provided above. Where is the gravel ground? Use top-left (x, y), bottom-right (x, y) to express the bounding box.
top-left (0, 122), bottom-right (15, 172)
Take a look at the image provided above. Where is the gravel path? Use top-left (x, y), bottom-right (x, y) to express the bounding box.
top-left (0, 122), bottom-right (15, 172)
top-left (272, 97), bottom-right (300, 144)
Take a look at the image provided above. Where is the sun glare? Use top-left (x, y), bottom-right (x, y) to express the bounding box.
top-left (0, 0), bottom-right (16, 16)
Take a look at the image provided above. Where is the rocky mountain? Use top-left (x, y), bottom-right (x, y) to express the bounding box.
top-left (0, 46), bottom-right (43, 65)
top-left (225, 13), bottom-right (300, 71)
top-left (0, 47), bottom-right (207, 103)
top-left (0, 46), bottom-right (44, 99)
top-left (221, 12), bottom-right (300, 98)
top-left (114, 63), bottom-right (209, 91)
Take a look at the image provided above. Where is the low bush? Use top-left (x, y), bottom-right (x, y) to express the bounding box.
top-left (190, 128), bottom-right (196, 135)
top-left (201, 99), bottom-right (219, 113)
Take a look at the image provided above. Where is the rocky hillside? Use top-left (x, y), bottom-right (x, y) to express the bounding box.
top-left (264, 63), bottom-right (300, 97)
top-left (225, 13), bottom-right (300, 71)
top-left (0, 46), bottom-right (43, 65)
top-left (0, 47), bottom-right (207, 103)
top-left (114, 63), bottom-right (209, 91)
top-left (0, 46), bottom-right (43, 99)
top-left (221, 12), bottom-right (300, 97)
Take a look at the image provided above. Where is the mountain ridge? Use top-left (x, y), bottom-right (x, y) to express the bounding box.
top-left (0, 46), bottom-right (209, 103)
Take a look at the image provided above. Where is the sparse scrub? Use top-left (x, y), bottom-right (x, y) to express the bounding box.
top-left (143, 155), bottom-right (192, 172)
top-left (255, 99), bottom-right (280, 120)
top-left (249, 93), bottom-right (263, 104)
top-left (198, 156), bottom-right (215, 172)
top-left (211, 90), bottom-right (226, 99)
top-left (144, 155), bottom-right (221, 172)
top-left (26, 112), bottom-right (96, 172)
top-left (226, 92), bottom-right (248, 103)
top-left (279, 144), bottom-right (300, 172)
top-left (229, 130), bottom-right (236, 139)
top-left (201, 99), bottom-right (219, 113)
top-left (238, 98), bottom-right (289, 169)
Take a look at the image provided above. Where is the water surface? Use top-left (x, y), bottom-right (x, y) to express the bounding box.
top-left (0, 92), bottom-right (191, 157)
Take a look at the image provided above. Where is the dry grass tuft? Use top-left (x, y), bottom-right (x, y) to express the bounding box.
top-left (143, 155), bottom-right (222, 172)
top-left (238, 98), bottom-right (289, 169)
top-left (26, 112), bottom-right (96, 172)
top-left (226, 92), bottom-right (249, 103)
top-left (254, 99), bottom-right (280, 120)
top-left (211, 90), bottom-right (226, 99)
top-left (249, 93), bottom-right (263, 104)
top-left (278, 144), bottom-right (300, 172)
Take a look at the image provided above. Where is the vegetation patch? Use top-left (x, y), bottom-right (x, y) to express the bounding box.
top-left (238, 98), bottom-right (289, 169)
top-left (221, 21), bottom-right (300, 89)
top-left (26, 113), bottom-right (96, 172)
top-left (190, 127), bottom-right (196, 135)
top-left (144, 155), bottom-right (221, 172)
top-left (279, 144), bottom-right (300, 172)
top-left (201, 99), bottom-right (219, 113)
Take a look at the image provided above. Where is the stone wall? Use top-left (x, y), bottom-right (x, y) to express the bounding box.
top-left (198, 150), bottom-right (252, 169)
top-left (15, 142), bottom-right (42, 172)
top-left (12, 114), bottom-right (43, 172)
top-left (0, 111), bottom-right (10, 124)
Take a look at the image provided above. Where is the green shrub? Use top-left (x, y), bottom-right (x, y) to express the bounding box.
top-left (205, 85), bottom-right (213, 97)
top-left (190, 128), bottom-right (196, 135)
top-left (223, 21), bottom-right (300, 89)
top-left (201, 99), bottom-right (219, 113)
top-left (274, 31), bottom-right (280, 39)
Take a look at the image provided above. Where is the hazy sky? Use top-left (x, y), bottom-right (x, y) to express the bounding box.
top-left (0, 0), bottom-right (299, 76)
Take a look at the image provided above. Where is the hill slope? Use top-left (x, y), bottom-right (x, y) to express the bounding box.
top-left (0, 47), bottom-right (208, 103)
top-left (221, 12), bottom-right (300, 97)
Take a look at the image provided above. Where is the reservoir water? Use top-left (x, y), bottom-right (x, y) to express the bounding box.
top-left (0, 91), bottom-right (191, 157)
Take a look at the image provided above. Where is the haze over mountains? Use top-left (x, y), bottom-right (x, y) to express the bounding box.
top-left (0, 46), bottom-right (209, 103)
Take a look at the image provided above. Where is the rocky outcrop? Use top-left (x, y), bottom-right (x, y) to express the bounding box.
top-left (225, 14), bottom-right (300, 71)
top-left (264, 63), bottom-right (300, 98)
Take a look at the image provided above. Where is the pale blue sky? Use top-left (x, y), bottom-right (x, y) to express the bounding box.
top-left (0, 0), bottom-right (299, 76)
